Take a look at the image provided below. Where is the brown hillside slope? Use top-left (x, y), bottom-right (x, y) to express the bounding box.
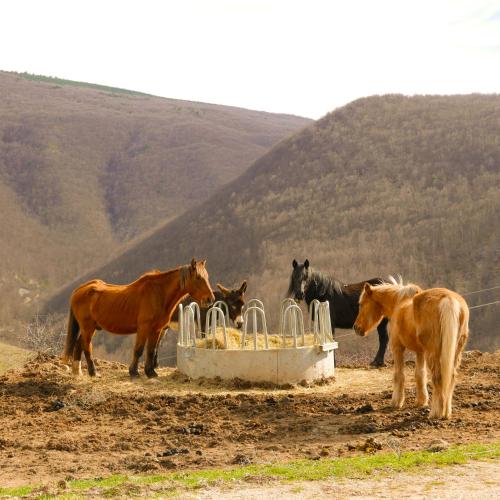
top-left (46, 95), bottom-right (500, 350)
top-left (0, 71), bottom-right (309, 327)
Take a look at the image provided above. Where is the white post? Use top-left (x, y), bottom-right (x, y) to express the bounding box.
top-left (183, 305), bottom-right (197, 347)
top-left (187, 301), bottom-right (202, 338)
top-left (205, 306), bottom-right (227, 349)
top-left (313, 301), bottom-right (333, 345)
top-left (242, 306), bottom-right (268, 350)
top-left (309, 299), bottom-right (321, 341)
top-left (178, 303), bottom-right (184, 345)
top-left (283, 304), bottom-right (304, 348)
top-left (244, 298), bottom-right (265, 312)
top-left (279, 298), bottom-right (297, 336)
top-left (213, 300), bottom-right (229, 325)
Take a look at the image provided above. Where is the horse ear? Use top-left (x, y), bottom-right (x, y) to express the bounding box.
top-left (304, 259), bottom-right (310, 269)
top-left (239, 280), bottom-right (247, 294)
top-left (292, 259), bottom-right (298, 268)
top-left (364, 282), bottom-right (373, 296)
top-left (217, 283), bottom-right (230, 296)
top-left (191, 258), bottom-right (196, 269)
top-left (201, 259), bottom-right (206, 267)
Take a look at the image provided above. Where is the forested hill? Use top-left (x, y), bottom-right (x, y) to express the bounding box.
top-left (47, 94), bottom-right (500, 350)
top-left (0, 71), bottom-right (310, 328)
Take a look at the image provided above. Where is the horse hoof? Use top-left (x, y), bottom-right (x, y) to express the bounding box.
top-left (72, 361), bottom-right (82, 376)
top-left (370, 360), bottom-right (387, 368)
top-left (145, 370), bottom-right (158, 379)
top-left (129, 371), bottom-right (140, 378)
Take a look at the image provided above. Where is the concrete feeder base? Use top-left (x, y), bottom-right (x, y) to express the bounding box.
top-left (177, 343), bottom-right (337, 385)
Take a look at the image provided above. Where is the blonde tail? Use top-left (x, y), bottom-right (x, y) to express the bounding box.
top-left (439, 297), bottom-right (460, 418)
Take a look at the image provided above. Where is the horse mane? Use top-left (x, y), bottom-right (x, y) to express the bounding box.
top-left (179, 264), bottom-right (191, 290)
top-left (366, 275), bottom-right (422, 301)
top-left (307, 270), bottom-right (344, 296)
top-left (131, 264), bottom-right (193, 290)
top-left (286, 273), bottom-right (295, 297)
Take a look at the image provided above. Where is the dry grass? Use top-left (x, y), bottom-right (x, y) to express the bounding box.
top-left (194, 327), bottom-right (318, 350)
top-left (0, 341), bottom-right (32, 374)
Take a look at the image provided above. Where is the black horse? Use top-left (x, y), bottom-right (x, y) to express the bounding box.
top-left (287, 259), bottom-right (389, 367)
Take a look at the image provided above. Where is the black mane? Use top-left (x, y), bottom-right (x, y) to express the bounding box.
top-left (304, 270), bottom-right (344, 305)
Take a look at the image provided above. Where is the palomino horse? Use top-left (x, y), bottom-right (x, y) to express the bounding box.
top-left (63, 259), bottom-right (214, 378)
top-left (288, 259), bottom-right (389, 366)
top-left (353, 279), bottom-right (469, 419)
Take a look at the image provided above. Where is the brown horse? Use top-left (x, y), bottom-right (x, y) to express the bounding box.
top-left (353, 279), bottom-right (469, 419)
top-left (63, 259), bottom-right (214, 378)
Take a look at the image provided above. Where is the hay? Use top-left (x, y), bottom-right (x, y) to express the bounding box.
top-left (194, 327), bottom-right (317, 350)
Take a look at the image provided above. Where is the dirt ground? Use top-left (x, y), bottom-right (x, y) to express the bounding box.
top-left (194, 461), bottom-right (500, 499)
top-left (0, 350), bottom-right (498, 488)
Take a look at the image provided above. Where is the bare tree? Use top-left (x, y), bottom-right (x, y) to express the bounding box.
top-left (24, 314), bottom-right (66, 355)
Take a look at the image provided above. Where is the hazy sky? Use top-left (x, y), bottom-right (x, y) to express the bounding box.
top-left (1, 0), bottom-right (499, 118)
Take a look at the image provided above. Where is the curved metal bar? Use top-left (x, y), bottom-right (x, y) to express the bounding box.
top-left (320, 301), bottom-right (334, 343)
top-left (242, 306), bottom-right (268, 350)
top-left (309, 299), bottom-right (321, 341)
top-left (178, 303), bottom-right (184, 345)
top-left (182, 305), bottom-right (197, 347)
top-left (205, 306), bottom-right (227, 349)
top-left (187, 301), bottom-right (201, 338)
top-left (279, 298), bottom-right (297, 336)
top-left (283, 304), bottom-right (305, 347)
top-left (312, 301), bottom-right (333, 344)
top-left (213, 300), bottom-right (229, 325)
top-left (243, 298), bottom-right (265, 313)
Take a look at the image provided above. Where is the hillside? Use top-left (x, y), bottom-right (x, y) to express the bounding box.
top-left (46, 95), bottom-right (500, 350)
top-left (0, 71), bottom-right (310, 329)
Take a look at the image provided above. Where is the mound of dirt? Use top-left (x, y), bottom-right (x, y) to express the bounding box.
top-left (0, 351), bottom-right (498, 487)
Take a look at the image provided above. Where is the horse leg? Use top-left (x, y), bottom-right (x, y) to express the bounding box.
top-left (428, 353), bottom-right (444, 419)
top-left (415, 351), bottom-right (428, 407)
top-left (129, 330), bottom-right (147, 378)
top-left (71, 335), bottom-right (84, 376)
top-left (145, 329), bottom-right (162, 378)
top-left (371, 318), bottom-right (389, 367)
top-left (153, 329), bottom-right (166, 369)
top-left (79, 323), bottom-right (97, 377)
top-left (391, 341), bottom-right (406, 409)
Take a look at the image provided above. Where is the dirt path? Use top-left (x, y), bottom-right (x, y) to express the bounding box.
top-left (0, 351), bottom-right (498, 488)
top-left (193, 460), bottom-right (500, 499)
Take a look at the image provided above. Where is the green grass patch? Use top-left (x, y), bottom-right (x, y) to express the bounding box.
top-left (67, 474), bottom-right (129, 491)
top-left (3, 442), bottom-right (498, 498)
top-left (0, 485), bottom-right (34, 497)
top-left (9, 71), bottom-right (152, 97)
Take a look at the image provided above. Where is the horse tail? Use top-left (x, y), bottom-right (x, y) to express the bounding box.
top-left (439, 296), bottom-right (460, 418)
top-left (63, 308), bottom-right (80, 364)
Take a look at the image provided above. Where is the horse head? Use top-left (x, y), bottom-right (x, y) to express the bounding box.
top-left (287, 259), bottom-right (310, 302)
top-left (353, 283), bottom-right (384, 336)
top-left (216, 280), bottom-right (247, 329)
top-left (185, 258), bottom-right (215, 307)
